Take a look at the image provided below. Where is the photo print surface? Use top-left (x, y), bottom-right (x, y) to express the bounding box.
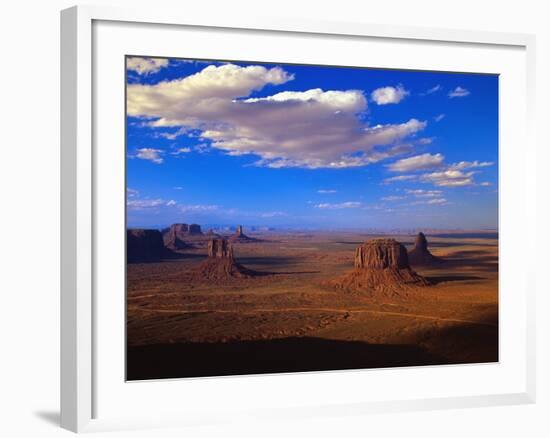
top-left (125, 56), bottom-right (498, 380)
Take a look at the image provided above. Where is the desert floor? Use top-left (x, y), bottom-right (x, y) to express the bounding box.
top-left (126, 232), bottom-right (498, 380)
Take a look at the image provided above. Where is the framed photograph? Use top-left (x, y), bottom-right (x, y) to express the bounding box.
top-left (61, 5), bottom-right (536, 433)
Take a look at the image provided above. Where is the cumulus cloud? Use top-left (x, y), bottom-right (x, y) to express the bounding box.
top-left (128, 64), bottom-right (427, 169)
top-left (371, 85), bottom-right (409, 105)
top-left (134, 148), bottom-right (164, 164)
top-left (387, 153), bottom-right (445, 172)
top-left (421, 169), bottom-right (475, 187)
top-left (386, 158), bottom-right (493, 188)
top-left (434, 113), bottom-right (446, 122)
top-left (127, 57), bottom-right (169, 75)
top-left (315, 201), bottom-right (362, 209)
top-left (448, 86), bottom-right (470, 98)
top-left (243, 88), bottom-right (364, 107)
top-left (318, 189), bottom-right (337, 194)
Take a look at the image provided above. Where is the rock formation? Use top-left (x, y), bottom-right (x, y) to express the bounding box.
top-left (188, 224), bottom-right (203, 235)
top-left (228, 225), bottom-right (256, 243)
top-left (408, 232), bottom-right (441, 266)
top-left (163, 223), bottom-right (206, 249)
top-left (205, 228), bottom-right (220, 238)
top-left (127, 229), bottom-right (165, 263)
top-left (194, 238), bottom-right (254, 280)
top-left (333, 238), bottom-right (429, 296)
top-left (163, 223), bottom-right (192, 250)
top-left (207, 238), bottom-right (234, 259)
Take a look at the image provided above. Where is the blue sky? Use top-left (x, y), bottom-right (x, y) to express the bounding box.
top-left (126, 57), bottom-right (498, 230)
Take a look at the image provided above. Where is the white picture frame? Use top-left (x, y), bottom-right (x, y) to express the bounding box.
top-left (60, 4), bottom-right (537, 433)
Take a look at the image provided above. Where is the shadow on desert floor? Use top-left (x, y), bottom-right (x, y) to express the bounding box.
top-left (127, 336), bottom-right (453, 381)
top-left (425, 274), bottom-right (485, 285)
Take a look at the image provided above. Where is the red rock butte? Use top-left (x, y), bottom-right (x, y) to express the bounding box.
top-left (163, 223), bottom-right (191, 250)
top-left (408, 232), bottom-right (441, 266)
top-left (194, 238), bottom-right (254, 280)
top-left (228, 225), bottom-right (256, 243)
top-left (207, 238), bottom-right (234, 259)
top-left (163, 223), bottom-right (206, 250)
top-left (334, 238), bottom-right (429, 296)
top-left (354, 238), bottom-right (410, 270)
top-left (127, 229), bottom-right (165, 263)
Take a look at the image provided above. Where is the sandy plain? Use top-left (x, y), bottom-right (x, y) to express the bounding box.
top-left (126, 231), bottom-right (498, 380)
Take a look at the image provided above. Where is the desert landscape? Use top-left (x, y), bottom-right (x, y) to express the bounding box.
top-left (126, 225), bottom-right (498, 380)
top-left (125, 56), bottom-right (498, 380)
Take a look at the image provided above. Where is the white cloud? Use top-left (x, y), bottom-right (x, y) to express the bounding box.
top-left (135, 148), bottom-right (164, 164)
top-left (381, 195), bottom-right (405, 201)
top-left (128, 64), bottom-right (427, 169)
top-left (386, 154), bottom-right (493, 187)
top-left (128, 64), bottom-right (293, 119)
top-left (434, 113), bottom-right (446, 122)
top-left (157, 128), bottom-right (191, 140)
top-left (127, 197), bottom-right (219, 214)
top-left (421, 169), bottom-right (475, 187)
top-left (450, 160), bottom-right (494, 170)
top-left (314, 201), bottom-right (362, 209)
top-left (417, 137), bottom-right (434, 145)
top-left (260, 211), bottom-right (287, 218)
top-left (127, 198), bottom-right (172, 210)
top-left (423, 85), bottom-right (442, 95)
top-left (411, 197), bottom-right (449, 205)
top-left (480, 181), bottom-right (492, 186)
top-left (383, 175), bottom-right (417, 183)
top-left (171, 147), bottom-right (192, 155)
top-left (317, 189), bottom-right (337, 194)
top-left (127, 188), bottom-right (139, 197)
top-left (127, 57), bottom-right (169, 75)
top-left (243, 88), bottom-right (364, 108)
top-left (178, 204), bottom-right (218, 213)
top-left (173, 186), bottom-right (183, 190)
top-left (405, 189), bottom-right (443, 198)
top-left (371, 85), bottom-right (409, 105)
top-left (426, 198), bottom-right (448, 205)
top-left (448, 86), bottom-right (470, 98)
top-left (387, 153), bottom-right (445, 172)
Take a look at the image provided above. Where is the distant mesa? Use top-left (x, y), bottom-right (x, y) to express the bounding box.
top-left (408, 232), bottom-right (442, 266)
top-left (333, 238), bottom-right (429, 296)
top-left (163, 223), bottom-right (193, 250)
top-left (228, 225), bottom-right (258, 243)
top-left (127, 229), bottom-right (165, 263)
top-left (194, 238), bottom-right (256, 280)
top-left (205, 228), bottom-right (220, 238)
top-left (188, 224), bottom-right (203, 235)
top-left (162, 223), bottom-right (204, 249)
